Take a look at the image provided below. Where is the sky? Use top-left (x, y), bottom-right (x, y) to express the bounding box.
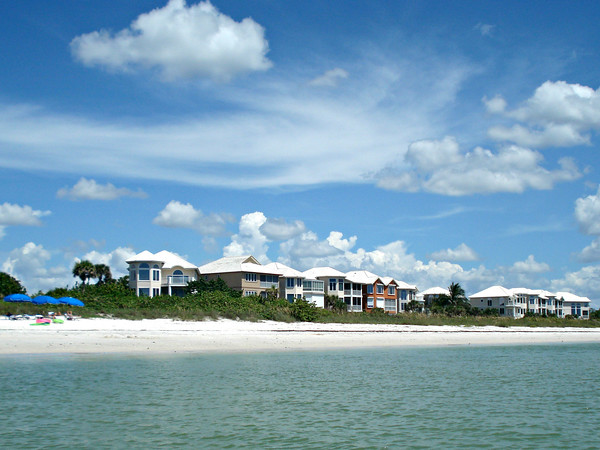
top-left (2, 0), bottom-right (600, 307)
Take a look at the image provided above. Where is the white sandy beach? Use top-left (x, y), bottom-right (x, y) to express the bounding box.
top-left (1, 317), bottom-right (600, 355)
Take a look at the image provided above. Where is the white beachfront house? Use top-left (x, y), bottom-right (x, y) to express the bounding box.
top-left (510, 288), bottom-right (563, 317)
top-left (126, 250), bottom-right (200, 297)
top-left (469, 285), bottom-right (524, 318)
top-left (395, 280), bottom-right (419, 312)
top-left (556, 292), bottom-right (591, 319)
top-left (302, 267), bottom-right (346, 301)
top-left (419, 286), bottom-right (449, 310)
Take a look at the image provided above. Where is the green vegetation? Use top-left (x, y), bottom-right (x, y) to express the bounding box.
top-left (0, 272), bottom-right (26, 297)
top-left (1, 269), bottom-right (598, 327)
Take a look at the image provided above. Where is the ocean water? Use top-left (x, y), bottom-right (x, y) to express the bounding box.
top-left (1, 344), bottom-right (599, 449)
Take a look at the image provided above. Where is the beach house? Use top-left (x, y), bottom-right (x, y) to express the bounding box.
top-left (345, 270), bottom-right (398, 313)
top-left (126, 250), bottom-right (200, 298)
top-left (395, 280), bottom-right (419, 312)
top-left (198, 255), bottom-right (284, 298)
top-left (556, 292), bottom-right (591, 319)
top-left (469, 285), bottom-right (523, 318)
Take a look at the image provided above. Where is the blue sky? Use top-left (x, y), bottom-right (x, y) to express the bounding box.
top-left (2, 0), bottom-right (600, 306)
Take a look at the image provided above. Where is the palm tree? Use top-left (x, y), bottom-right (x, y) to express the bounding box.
top-left (72, 260), bottom-right (96, 289)
top-left (447, 282), bottom-right (467, 307)
top-left (94, 264), bottom-right (112, 284)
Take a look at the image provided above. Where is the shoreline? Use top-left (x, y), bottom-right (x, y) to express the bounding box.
top-left (1, 318), bottom-right (599, 356)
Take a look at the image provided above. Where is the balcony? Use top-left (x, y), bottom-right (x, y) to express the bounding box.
top-left (303, 280), bottom-right (325, 292)
top-left (260, 281), bottom-right (279, 288)
top-left (164, 275), bottom-right (193, 286)
top-left (344, 289), bottom-right (362, 296)
top-left (347, 305), bottom-right (362, 312)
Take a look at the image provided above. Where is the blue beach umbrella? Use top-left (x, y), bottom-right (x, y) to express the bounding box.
top-left (32, 295), bottom-right (60, 305)
top-left (4, 293), bottom-right (32, 303)
top-left (57, 297), bottom-right (85, 307)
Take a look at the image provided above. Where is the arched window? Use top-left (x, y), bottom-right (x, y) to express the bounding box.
top-left (173, 269), bottom-right (183, 275)
top-left (139, 263), bottom-right (150, 281)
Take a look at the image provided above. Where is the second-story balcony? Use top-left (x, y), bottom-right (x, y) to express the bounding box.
top-left (164, 275), bottom-right (194, 286)
top-left (303, 280), bottom-right (324, 292)
top-left (344, 289), bottom-right (362, 296)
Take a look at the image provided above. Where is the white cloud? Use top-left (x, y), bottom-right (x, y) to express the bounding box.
top-left (1, 242), bottom-right (69, 294)
top-left (223, 211), bottom-right (270, 262)
top-left (509, 255), bottom-right (550, 274)
top-left (576, 237), bottom-right (600, 263)
top-left (82, 246), bottom-right (137, 279)
top-left (0, 46), bottom-right (473, 190)
top-left (376, 138), bottom-right (580, 196)
top-left (474, 23), bottom-right (495, 36)
top-left (574, 187), bottom-right (600, 235)
top-left (309, 68), bottom-right (349, 87)
top-left (153, 200), bottom-right (233, 236)
top-left (71, 0), bottom-right (272, 82)
top-left (57, 177), bottom-right (147, 201)
top-left (551, 265), bottom-right (600, 308)
top-left (487, 81), bottom-right (600, 148)
top-left (428, 243), bottom-right (479, 262)
top-left (0, 203), bottom-right (51, 239)
top-left (487, 123), bottom-right (589, 148)
top-left (483, 95), bottom-right (506, 114)
top-left (259, 218), bottom-right (306, 241)
top-left (0, 202), bottom-right (51, 227)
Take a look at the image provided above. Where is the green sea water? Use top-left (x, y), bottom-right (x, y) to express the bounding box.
top-left (1, 343), bottom-right (598, 449)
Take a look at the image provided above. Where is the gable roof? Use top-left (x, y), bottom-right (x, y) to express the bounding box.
top-left (395, 280), bottom-right (418, 290)
top-left (126, 250), bottom-right (156, 264)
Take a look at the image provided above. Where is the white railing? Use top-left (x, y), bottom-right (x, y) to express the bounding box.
top-left (260, 282), bottom-right (278, 288)
top-left (165, 275), bottom-right (192, 285)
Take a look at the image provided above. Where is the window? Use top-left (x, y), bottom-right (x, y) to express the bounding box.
top-left (376, 285), bottom-right (384, 294)
top-left (329, 279), bottom-right (337, 291)
top-left (297, 278), bottom-right (302, 287)
top-left (388, 286), bottom-right (395, 296)
top-left (245, 273), bottom-right (257, 282)
top-left (367, 285), bottom-right (374, 294)
top-left (260, 274), bottom-right (278, 285)
top-left (152, 288), bottom-right (160, 297)
top-left (499, 308), bottom-right (505, 315)
top-left (138, 288), bottom-right (150, 296)
top-left (377, 297), bottom-right (384, 308)
top-left (488, 300), bottom-right (493, 307)
top-left (152, 265), bottom-right (160, 281)
top-left (385, 298), bottom-right (395, 311)
top-left (367, 297), bottom-right (374, 308)
top-left (245, 290), bottom-right (257, 296)
top-left (339, 279), bottom-right (344, 291)
top-left (139, 263), bottom-right (150, 281)
top-left (286, 278), bottom-right (295, 288)
top-left (287, 294), bottom-right (294, 302)
top-left (400, 290), bottom-right (407, 300)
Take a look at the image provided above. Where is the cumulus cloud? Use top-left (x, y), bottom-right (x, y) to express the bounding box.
top-left (259, 218), bottom-right (306, 241)
top-left (574, 187), bottom-right (600, 235)
top-left (0, 203), bottom-right (51, 238)
top-left (483, 95), bottom-right (507, 114)
top-left (57, 177), bottom-right (147, 201)
top-left (428, 243), bottom-right (479, 262)
top-left (576, 238), bottom-right (600, 263)
top-left (509, 255), bottom-right (550, 274)
top-left (487, 81), bottom-right (600, 148)
top-left (1, 242), bottom-right (70, 293)
top-left (223, 212), bottom-right (269, 262)
top-left (309, 68), bottom-right (349, 87)
top-left (81, 246), bottom-right (137, 279)
top-left (376, 137), bottom-right (580, 195)
top-left (70, 0), bottom-right (272, 82)
top-left (153, 200), bottom-right (233, 236)
top-left (551, 265), bottom-right (600, 307)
